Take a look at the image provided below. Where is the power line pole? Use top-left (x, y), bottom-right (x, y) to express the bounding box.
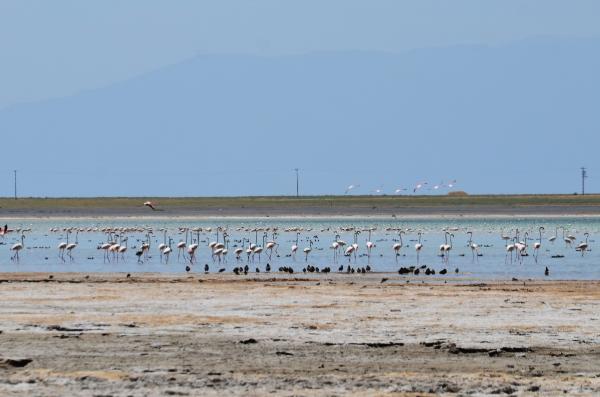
top-left (13, 170), bottom-right (17, 200)
top-left (581, 167), bottom-right (588, 195)
top-left (294, 168), bottom-right (299, 197)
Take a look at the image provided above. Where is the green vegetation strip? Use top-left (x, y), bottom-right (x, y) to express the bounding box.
top-left (1, 195), bottom-right (600, 210)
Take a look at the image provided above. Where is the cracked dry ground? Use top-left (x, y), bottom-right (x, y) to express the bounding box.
top-left (0, 273), bottom-right (599, 396)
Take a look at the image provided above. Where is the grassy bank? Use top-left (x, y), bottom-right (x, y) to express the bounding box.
top-left (1, 194), bottom-right (600, 211)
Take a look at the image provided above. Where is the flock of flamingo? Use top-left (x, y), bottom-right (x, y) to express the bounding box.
top-left (1, 223), bottom-right (592, 275)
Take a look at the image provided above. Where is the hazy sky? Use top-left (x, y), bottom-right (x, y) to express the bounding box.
top-left (1, 1), bottom-right (599, 197)
top-left (2, 1), bottom-right (600, 109)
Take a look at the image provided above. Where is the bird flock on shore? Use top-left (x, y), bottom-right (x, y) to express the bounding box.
top-left (0, 223), bottom-right (592, 277)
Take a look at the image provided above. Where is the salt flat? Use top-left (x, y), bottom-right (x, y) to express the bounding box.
top-left (0, 273), bottom-right (599, 396)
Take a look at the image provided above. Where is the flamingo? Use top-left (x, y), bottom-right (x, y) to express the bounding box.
top-left (177, 229), bottom-right (188, 261)
top-left (252, 233), bottom-right (265, 262)
top-left (506, 238), bottom-right (516, 264)
top-left (10, 234), bottom-right (25, 261)
top-left (533, 227), bottom-right (544, 262)
top-left (344, 245), bottom-right (355, 262)
top-left (467, 231), bottom-right (479, 263)
top-left (393, 231), bottom-right (405, 262)
top-left (58, 230), bottom-right (69, 260)
top-left (266, 232), bottom-right (278, 260)
top-left (66, 230), bottom-right (79, 260)
top-left (415, 232), bottom-right (423, 264)
top-left (576, 233), bottom-right (590, 256)
top-left (158, 230), bottom-right (167, 261)
top-left (117, 236), bottom-right (128, 260)
top-left (548, 227), bottom-right (558, 244)
top-left (163, 238), bottom-right (173, 263)
top-left (291, 232), bottom-right (299, 260)
top-left (515, 232), bottom-right (528, 263)
top-left (303, 240), bottom-right (313, 262)
top-left (365, 229), bottom-right (376, 258)
top-left (352, 231), bottom-right (360, 261)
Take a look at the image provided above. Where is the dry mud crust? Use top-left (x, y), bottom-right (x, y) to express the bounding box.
top-left (0, 274), bottom-right (599, 395)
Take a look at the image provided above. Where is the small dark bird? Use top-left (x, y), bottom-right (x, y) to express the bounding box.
top-left (256, 267), bottom-right (260, 273)
top-left (455, 268), bottom-right (459, 273)
top-left (204, 264), bottom-right (209, 273)
top-left (380, 278), bottom-right (388, 283)
top-left (185, 265), bottom-right (190, 272)
top-left (545, 267), bottom-right (549, 276)
top-left (366, 265), bottom-right (371, 272)
top-left (266, 263), bottom-right (271, 272)
top-left (135, 250), bottom-right (143, 263)
top-left (219, 268), bottom-right (225, 273)
top-left (338, 265), bottom-right (343, 272)
top-left (439, 268), bottom-right (447, 275)
top-left (126, 273), bottom-right (131, 278)
top-left (414, 268), bottom-right (420, 275)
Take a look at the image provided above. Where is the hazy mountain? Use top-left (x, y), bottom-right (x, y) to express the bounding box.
top-left (1, 37), bottom-right (599, 196)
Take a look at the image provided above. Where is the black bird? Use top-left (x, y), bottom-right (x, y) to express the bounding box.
top-left (233, 267), bottom-right (240, 275)
top-left (414, 268), bottom-right (420, 275)
top-left (439, 268), bottom-right (447, 275)
top-left (135, 249), bottom-right (143, 263)
top-left (266, 263), bottom-right (271, 272)
top-left (219, 268), bottom-right (225, 273)
top-left (256, 267), bottom-right (260, 273)
top-left (204, 264), bottom-right (209, 273)
top-left (338, 265), bottom-right (344, 272)
top-left (366, 265), bottom-right (371, 272)
top-left (545, 267), bottom-right (549, 276)
top-left (455, 268), bottom-right (459, 273)
top-left (126, 273), bottom-right (131, 278)
top-left (185, 265), bottom-right (191, 272)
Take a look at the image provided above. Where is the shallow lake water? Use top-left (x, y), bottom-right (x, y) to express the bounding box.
top-left (0, 217), bottom-right (597, 280)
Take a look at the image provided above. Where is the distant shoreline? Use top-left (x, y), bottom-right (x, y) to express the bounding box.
top-left (1, 195), bottom-right (600, 219)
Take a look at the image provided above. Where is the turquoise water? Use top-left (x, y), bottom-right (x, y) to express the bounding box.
top-left (0, 217), bottom-right (597, 279)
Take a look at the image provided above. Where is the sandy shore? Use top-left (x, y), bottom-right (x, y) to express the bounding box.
top-left (0, 273), bottom-right (599, 396)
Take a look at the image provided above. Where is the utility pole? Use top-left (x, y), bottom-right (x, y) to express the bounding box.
top-left (13, 170), bottom-right (17, 200)
top-left (294, 168), bottom-right (299, 198)
top-left (581, 167), bottom-right (588, 195)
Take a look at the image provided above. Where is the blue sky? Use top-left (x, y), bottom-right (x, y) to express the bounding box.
top-left (1, 1), bottom-right (599, 196)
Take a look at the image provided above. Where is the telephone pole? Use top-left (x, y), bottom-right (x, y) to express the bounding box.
top-left (13, 170), bottom-right (17, 200)
top-left (581, 167), bottom-right (588, 195)
top-left (294, 168), bottom-right (299, 197)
